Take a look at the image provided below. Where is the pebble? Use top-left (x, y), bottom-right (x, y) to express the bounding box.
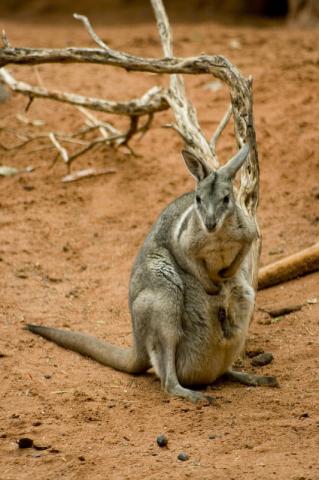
top-left (251, 352), bottom-right (273, 367)
top-left (32, 421), bottom-right (42, 427)
top-left (18, 437), bottom-right (33, 449)
top-left (23, 185), bottom-right (35, 191)
top-left (156, 434), bottom-right (168, 447)
top-left (177, 452), bottom-right (189, 461)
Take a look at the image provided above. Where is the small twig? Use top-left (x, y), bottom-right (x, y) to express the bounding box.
top-left (76, 106), bottom-right (119, 140)
top-left (73, 13), bottom-right (109, 50)
top-left (259, 304), bottom-right (303, 318)
top-left (137, 113), bottom-right (154, 140)
top-left (121, 116), bottom-right (139, 146)
top-left (162, 122), bottom-right (189, 144)
top-left (1, 29), bottom-right (10, 48)
top-left (61, 167), bottom-right (117, 183)
top-left (33, 66), bottom-right (45, 87)
top-left (25, 95), bottom-right (34, 112)
top-left (68, 133), bottom-right (124, 166)
top-left (49, 133), bottom-right (69, 164)
top-left (0, 136), bottom-right (39, 151)
top-left (58, 136), bottom-right (89, 146)
top-left (210, 103), bottom-right (232, 158)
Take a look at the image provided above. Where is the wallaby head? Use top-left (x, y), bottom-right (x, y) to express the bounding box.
top-left (181, 144), bottom-right (249, 233)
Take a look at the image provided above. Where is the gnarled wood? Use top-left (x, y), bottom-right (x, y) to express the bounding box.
top-left (258, 243), bottom-right (319, 289)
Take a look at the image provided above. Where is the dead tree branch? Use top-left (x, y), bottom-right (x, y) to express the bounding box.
top-left (258, 243), bottom-right (319, 290)
top-left (0, 68), bottom-right (169, 117)
top-left (210, 103), bottom-right (232, 158)
top-left (150, 0), bottom-right (217, 168)
top-left (0, 0), bottom-right (260, 259)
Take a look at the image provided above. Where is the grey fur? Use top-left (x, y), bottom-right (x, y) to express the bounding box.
top-left (26, 144), bottom-right (278, 403)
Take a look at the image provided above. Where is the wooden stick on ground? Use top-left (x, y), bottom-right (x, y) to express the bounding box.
top-left (258, 243), bottom-right (319, 289)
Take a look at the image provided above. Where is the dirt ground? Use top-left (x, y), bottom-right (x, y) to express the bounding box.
top-left (0, 7), bottom-right (318, 480)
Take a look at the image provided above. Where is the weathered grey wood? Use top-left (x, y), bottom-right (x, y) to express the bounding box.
top-left (0, 1), bottom-right (260, 265)
top-left (0, 68), bottom-right (169, 117)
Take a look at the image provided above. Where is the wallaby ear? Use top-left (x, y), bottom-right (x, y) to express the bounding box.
top-left (219, 143), bottom-right (250, 179)
top-left (181, 150), bottom-right (212, 182)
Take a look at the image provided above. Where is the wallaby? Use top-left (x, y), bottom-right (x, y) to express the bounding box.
top-left (26, 144), bottom-right (278, 403)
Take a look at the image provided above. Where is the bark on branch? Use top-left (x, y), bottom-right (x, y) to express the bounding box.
top-left (0, 68), bottom-right (169, 117)
top-left (258, 243), bottom-right (319, 290)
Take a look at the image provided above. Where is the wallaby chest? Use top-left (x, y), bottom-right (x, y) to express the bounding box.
top-left (197, 233), bottom-right (242, 280)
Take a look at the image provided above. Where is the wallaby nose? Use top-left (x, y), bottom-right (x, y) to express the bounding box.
top-left (205, 219), bottom-right (217, 232)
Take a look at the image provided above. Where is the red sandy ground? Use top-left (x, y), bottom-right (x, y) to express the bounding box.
top-left (0, 11), bottom-right (318, 480)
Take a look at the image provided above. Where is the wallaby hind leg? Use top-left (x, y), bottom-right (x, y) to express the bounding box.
top-left (136, 290), bottom-right (214, 404)
top-left (225, 370), bottom-right (279, 387)
top-left (150, 337), bottom-right (214, 403)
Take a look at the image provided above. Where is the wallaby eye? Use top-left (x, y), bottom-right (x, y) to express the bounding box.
top-left (223, 195), bottom-right (230, 204)
top-left (195, 195), bottom-right (201, 205)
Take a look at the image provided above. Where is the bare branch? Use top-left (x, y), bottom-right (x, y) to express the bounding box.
top-left (49, 133), bottom-right (69, 164)
top-left (67, 133), bottom-right (124, 166)
top-left (76, 106), bottom-right (121, 140)
top-left (0, 68), bottom-right (169, 117)
top-left (150, 0), bottom-right (217, 169)
top-left (73, 14), bottom-right (109, 50)
top-left (210, 103), bottom-right (232, 158)
top-left (1, 30), bottom-right (10, 48)
top-left (62, 167), bottom-right (116, 183)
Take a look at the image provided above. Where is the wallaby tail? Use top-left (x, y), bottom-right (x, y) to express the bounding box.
top-left (26, 324), bottom-right (149, 374)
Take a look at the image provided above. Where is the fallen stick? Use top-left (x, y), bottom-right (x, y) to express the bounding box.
top-left (259, 304), bottom-right (303, 318)
top-left (61, 167), bottom-right (116, 183)
top-left (258, 243), bottom-right (319, 289)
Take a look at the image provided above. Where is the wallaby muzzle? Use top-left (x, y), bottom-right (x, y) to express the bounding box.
top-left (205, 218), bottom-right (217, 232)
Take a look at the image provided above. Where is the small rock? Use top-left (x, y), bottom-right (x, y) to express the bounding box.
top-left (251, 352), bottom-right (273, 367)
top-left (23, 185), bottom-right (35, 191)
top-left (78, 455), bottom-right (85, 461)
top-left (32, 421), bottom-right (42, 427)
top-left (18, 437), bottom-right (34, 449)
top-left (299, 412), bottom-right (309, 419)
top-left (177, 452), bottom-right (189, 462)
top-left (229, 39), bottom-right (241, 49)
top-left (246, 348), bottom-right (264, 358)
top-left (33, 443), bottom-right (50, 451)
top-left (307, 298), bottom-right (317, 305)
top-left (15, 271), bottom-right (28, 279)
top-left (44, 374), bottom-right (52, 379)
top-left (156, 434), bottom-right (168, 448)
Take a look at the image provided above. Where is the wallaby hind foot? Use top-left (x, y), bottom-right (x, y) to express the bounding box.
top-left (224, 370), bottom-right (279, 387)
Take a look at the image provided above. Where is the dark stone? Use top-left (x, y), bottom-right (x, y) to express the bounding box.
top-left (18, 437), bottom-right (33, 449)
top-left (177, 452), bottom-right (189, 461)
top-left (156, 434), bottom-right (168, 447)
top-left (251, 352), bottom-right (274, 367)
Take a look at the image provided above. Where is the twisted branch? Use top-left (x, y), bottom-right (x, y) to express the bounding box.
top-left (0, 68), bottom-right (169, 117)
